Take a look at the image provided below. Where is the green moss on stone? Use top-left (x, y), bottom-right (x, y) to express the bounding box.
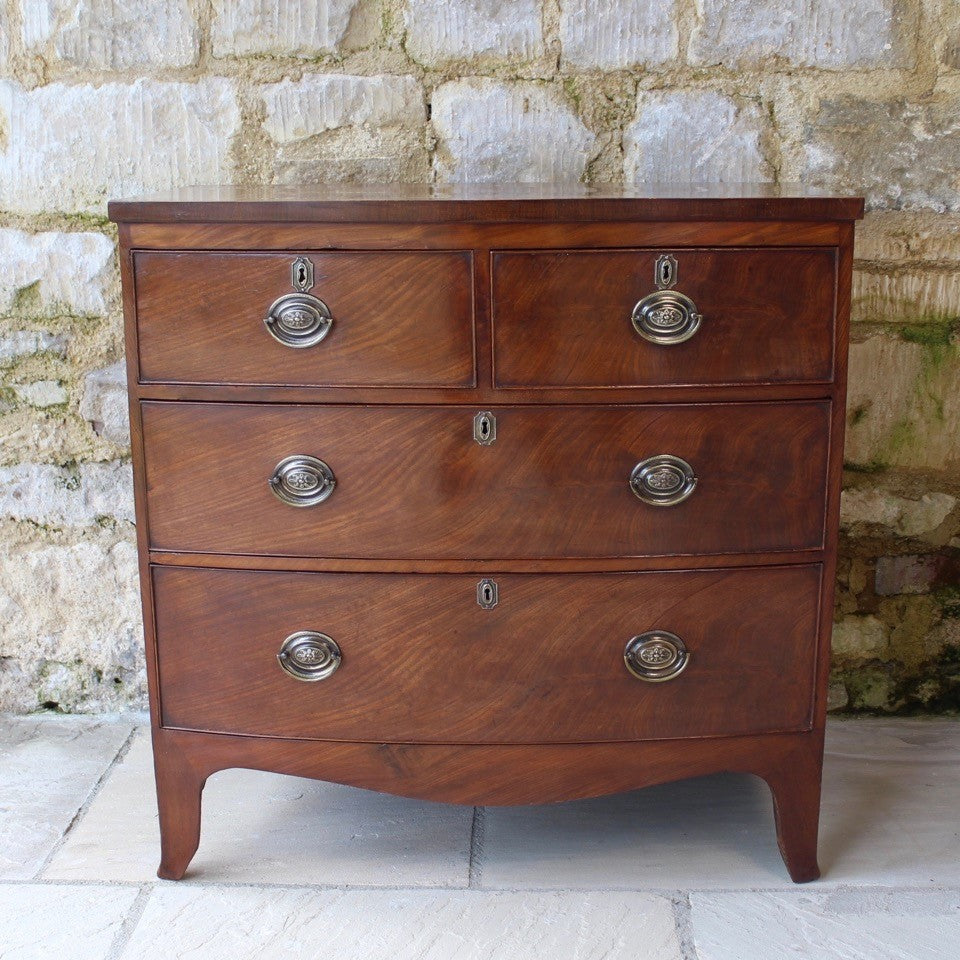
top-left (898, 671), bottom-right (960, 714)
top-left (58, 212), bottom-right (113, 232)
top-left (844, 665), bottom-right (896, 711)
top-left (934, 586), bottom-right (960, 619)
top-left (380, 6), bottom-right (395, 35)
top-left (886, 417), bottom-right (916, 456)
top-left (562, 78), bottom-right (583, 114)
top-left (899, 319), bottom-right (959, 350)
top-left (848, 404), bottom-right (869, 426)
top-left (843, 458), bottom-right (888, 474)
top-left (901, 320), bottom-right (958, 416)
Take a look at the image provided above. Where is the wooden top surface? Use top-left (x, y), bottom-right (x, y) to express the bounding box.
top-left (108, 183), bottom-right (865, 224)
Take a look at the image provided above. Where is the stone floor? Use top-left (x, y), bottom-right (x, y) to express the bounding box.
top-left (1, 717), bottom-right (958, 959)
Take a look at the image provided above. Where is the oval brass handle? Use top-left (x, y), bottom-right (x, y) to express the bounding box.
top-left (277, 631), bottom-right (342, 681)
top-left (264, 293), bottom-right (333, 348)
top-left (630, 455), bottom-right (697, 506)
top-left (268, 455), bottom-right (336, 507)
top-left (624, 631), bottom-right (689, 682)
top-left (631, 290), bottom-right (702, 345)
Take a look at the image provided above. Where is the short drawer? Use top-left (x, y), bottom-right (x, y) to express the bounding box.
top-left (154, 565), bottom-right (820, 743)
top-left (492, 248), bottom-right (836, 387)
top-left (141, 401), bottom-right (829, 559)
top-left (133, 251), bottom-right (475, 387)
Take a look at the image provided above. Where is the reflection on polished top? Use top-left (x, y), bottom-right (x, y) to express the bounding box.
top-left (108, 182), bottom-right (865, 223)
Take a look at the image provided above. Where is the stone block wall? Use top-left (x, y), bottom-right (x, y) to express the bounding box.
top-left (0, 0), bottom-right (958, 712)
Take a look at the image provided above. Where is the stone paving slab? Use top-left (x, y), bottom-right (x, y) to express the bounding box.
top-left (816, 718), bottom-right (960, 885)
top-left (4, 716), bottom-right (960, 957)
top-left (0, 715), bottom-right (133, 879)
top-left (479, 719), bottom-right (960, 890)
top-left (0, 883), bottom-right (140, 960)
top-left (117, 886), bottom-right (683, 960)
top-left (689, 888), bottom-right (960, 960)
top-left (45, 731), bottom-right (474, 886)
top-left (478, 772), bottom-right (786, 890)
top-left (37, 717), bottom-right (960, 891)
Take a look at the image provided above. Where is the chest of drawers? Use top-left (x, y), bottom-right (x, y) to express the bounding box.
top-left (109, 184), bottom-right (863, 883)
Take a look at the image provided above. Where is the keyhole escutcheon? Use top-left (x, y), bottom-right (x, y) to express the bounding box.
top-left (477, 579), bottom-right (499, 609)
top-left (654, 253), bottom-right (678, 290)
top-left (291, 256), bottom-right (315, 293)
top-left (473, 411), bottom-right (497, 445)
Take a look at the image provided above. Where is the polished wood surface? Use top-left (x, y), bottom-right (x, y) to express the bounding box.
top-left (493, 248), bottom-right (835, 387)
top-left (134, 250), bottom-right (474, 387)
top-left (109, 186), bottom-right (862, 884)
top-left (155, 564), bottom-right (821, 742)
top-left (123, 219), bottom-right (846, 254)
top-left (109, 183), bottom-right (865, 224)
top-left (152, 725), bottom-right (824, 882)
top-left (129, 379), bottom-right (835, 407)
top-left (145, 549), bottom-right (825, 574)
top-left (141, 401), bottom-right (830, 559)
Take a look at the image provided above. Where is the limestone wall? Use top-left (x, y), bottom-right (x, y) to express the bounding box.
top-left (1, 0), bottom-right (958, 712)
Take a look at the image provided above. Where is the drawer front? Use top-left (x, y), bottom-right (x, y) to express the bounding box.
top-left (492, 248), bottom-right (836, 387)
top-left (134, 251), bottom-right (475, 387)
top-left (154, 565), bottom-right (820, 743)
top-left (142, 401), bottom-right (829, 559)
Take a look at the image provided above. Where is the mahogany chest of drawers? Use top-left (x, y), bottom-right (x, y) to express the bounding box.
top-left (109, 185), bottom-right (863, 883)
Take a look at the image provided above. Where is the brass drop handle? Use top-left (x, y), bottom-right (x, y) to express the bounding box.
top-left (630, 455), bottom-right (697, 506)
top-left (264, 293), bottom-right (333, 348)
top-left (268, 455), bottom-right (336, 507)
top-left (277, 631), bottom-right (342, 681)
top-left (631, 289), bottom-right (702, 345)
top-left (624, 631), bottom-right (689, 682)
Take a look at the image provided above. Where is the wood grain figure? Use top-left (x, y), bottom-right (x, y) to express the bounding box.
top-left (109, 184), bottom-right (863, 883)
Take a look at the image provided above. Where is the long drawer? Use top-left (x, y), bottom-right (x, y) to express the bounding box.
top-left (492, 247), bottom-right (836, 387)
top-left (154, 565), bottom-right (821, 743)
top-left (141, 400), bottom-right (830, 559)
top-left (133, 251), bottom-right (475, 387)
